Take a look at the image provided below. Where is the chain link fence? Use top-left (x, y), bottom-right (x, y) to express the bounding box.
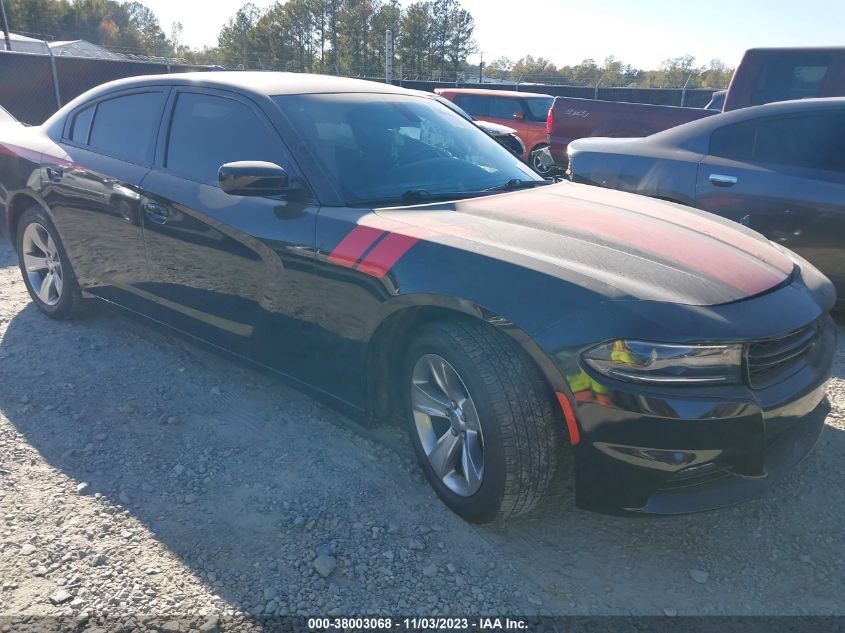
top-left (0, 49), bottom-right (208, 125)
top-left (0, 49), bottom-right (718, 126)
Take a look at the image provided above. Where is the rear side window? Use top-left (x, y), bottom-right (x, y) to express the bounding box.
top-left (709, 120), bottom-right (757, 161)
top-left (165, 93), bottom-right (280, 184)
top-left (70, 105), bottom-right (94, 144)
top-left (452, 94), bottom-right (486, 117)
top-left (488, 97), bottom-right (521, 120)
top-left (88, 92), bottom-right (165, 163)
top-left (710, 112), bottom-right (845, 172)
top-left (750, 54), bottom-right (830, 106)
top-left (523, 97), bottom-right (554, 122)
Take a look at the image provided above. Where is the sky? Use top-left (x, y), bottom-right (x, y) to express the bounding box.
top-left (141, 0), bottom-right (844, 69)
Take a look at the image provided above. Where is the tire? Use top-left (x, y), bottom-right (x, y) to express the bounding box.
top-left (403, 319), bottom-right (560, 523)
top-left (15, 205), bottom-right (83, 319)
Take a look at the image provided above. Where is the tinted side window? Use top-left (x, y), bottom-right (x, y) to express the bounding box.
top-left (488, 97), bottom-right (520, 120)
top-left (166, 93), bottom-right (280, 184)
top-left (523, 97), bottom-right (554, 122)
top-left (452, 94), bottom-right (486, 117)
top-left (70, 105), bottom-right (94, 144)
top-left (753, 113), bottom-right (845, 172)
top-left (710, 113), bottom-right (845, 172)
top-left (88, 92), bottom-right (164, 163)
top-left (709, 120), bottom-right (756, 161)
top-left (751, 54), bottom-right (830, 106)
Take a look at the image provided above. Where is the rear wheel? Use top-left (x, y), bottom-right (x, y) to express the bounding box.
top-left (15, 206), bottom-right (83, 319)
top-left (403, 319), bottom-right (560, 523)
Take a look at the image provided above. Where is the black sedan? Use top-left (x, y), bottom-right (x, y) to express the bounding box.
top-left (0, 73), bottom-right (836, 522)
top-left (568, 98), bottom-right (845, 302)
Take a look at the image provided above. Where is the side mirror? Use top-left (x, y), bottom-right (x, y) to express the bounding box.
top-left (513, 111), bottom-right (525, 121)
top-left (219, 161), bottom-right (289, 197)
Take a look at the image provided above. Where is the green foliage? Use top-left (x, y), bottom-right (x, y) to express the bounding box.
top-left (4, 0), bottom-right (733, 88)
top-left (212, 0), bottom-right (476, 79)
top-left (4, 0), bottom-right (173, 56)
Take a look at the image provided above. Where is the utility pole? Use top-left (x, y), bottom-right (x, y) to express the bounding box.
top-left (0, 0), bottom-right (12, 52)
top-left (385, 30), bottom-right (393, 84)
top-left (478, 51), bottom-right (484, 84)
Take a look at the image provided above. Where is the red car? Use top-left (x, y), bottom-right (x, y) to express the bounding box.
top-left (436, 88), bottom-right (554, 175)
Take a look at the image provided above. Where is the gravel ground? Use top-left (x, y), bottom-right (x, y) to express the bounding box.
top-left (0, 235), bottom-right (844, 628)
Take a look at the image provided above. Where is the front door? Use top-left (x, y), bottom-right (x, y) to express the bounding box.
top-left (137, 88), bottom-right (318, 361)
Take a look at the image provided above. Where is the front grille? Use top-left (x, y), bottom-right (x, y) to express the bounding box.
top-left (747, 322), bottom-right (819, 389)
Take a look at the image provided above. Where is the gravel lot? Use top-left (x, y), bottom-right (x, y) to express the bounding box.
top-left (1, 235), bottom-right (844, 628)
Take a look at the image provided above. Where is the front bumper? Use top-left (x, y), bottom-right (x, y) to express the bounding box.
top-left (569, 316), bottom-right (835, 515)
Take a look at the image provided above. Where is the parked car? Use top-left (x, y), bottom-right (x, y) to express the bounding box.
top-left (567, 97), bottom-right (845, 302)
top-left (435, 88), bottom-right (555, 175)
top-left (0, 73), bottom-right (835, 521)
top-left (548, 47), bottom-right (845, 168)
top-left (427, 93), bottom-right (526, 158)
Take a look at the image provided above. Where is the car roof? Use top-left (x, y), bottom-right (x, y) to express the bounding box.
top-left (73, 71), bottom-right (417, 99)
top-left (652, 96), bottom-right (845, 145)
top-left (437, 88), bottom-right (553, 99)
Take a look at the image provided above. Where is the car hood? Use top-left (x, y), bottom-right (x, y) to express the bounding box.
top-left (474, 119), bottom-right (518, 136)
top-left (374, 182), bottom-right (795, 306)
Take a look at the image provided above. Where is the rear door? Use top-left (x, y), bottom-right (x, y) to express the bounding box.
top-left (136, 87), bottom-right (318, 360)
top-left (695, 110), bottom-right (845, 290)
top-left (41, 89), bottom-right (168, 298)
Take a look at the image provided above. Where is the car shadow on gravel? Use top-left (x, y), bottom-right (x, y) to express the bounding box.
top-left (0, 244), bottom-right (17, 268)
top-left (0, 299), bottom-right (559, 617)
top-left (1, 297), bottom-right (844, 617)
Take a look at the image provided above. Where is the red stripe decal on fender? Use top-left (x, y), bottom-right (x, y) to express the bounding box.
top-left (356, 233), bottom-right (420, 279)
top-left (327, 225), bottom-right (386, 268)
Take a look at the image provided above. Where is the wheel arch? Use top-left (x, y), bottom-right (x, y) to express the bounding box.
top-left (6, 191), bottom-right (52, 242)
top-left (364, 295), bottom-right (570, 429)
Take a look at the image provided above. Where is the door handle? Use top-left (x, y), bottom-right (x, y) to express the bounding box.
top-left (45, 166), bottom-right (63, 183)
top-left (143, 202), bottom-right (170, 225)
top-left (709, 173), bottom-right (737, 187)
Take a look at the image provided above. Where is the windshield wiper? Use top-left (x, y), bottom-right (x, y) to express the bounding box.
top-left (349, 189), bottom-right (490, 207)
top-left (485, 178), bottom-right (553, 192)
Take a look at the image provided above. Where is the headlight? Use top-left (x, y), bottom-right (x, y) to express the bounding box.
top-left (582, 340), bottom-right (743, 385)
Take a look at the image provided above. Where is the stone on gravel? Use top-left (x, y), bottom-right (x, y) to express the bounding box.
top-left (49, 589), bottom-right (72, 605)
top-left (408, 537), bottom-right (425, 551)
top-left (76, 482), bottom-right (91, 495)
top-left (314, 554), bottom-right (337, 578)
top-left (663, 608), bottom-right (678, 617)
top-left (19, 543), bottom-right (37, 556)
top-left (162, 621), bottom-right (181, 632)
top-left (527, 595), bottom-right (543, 606)
top-left (422, 563), bottom-right (438, 578)
top-left (199, 616), bottom-right (219, 633)
top-left (689, 569), bottom-right (709, 584)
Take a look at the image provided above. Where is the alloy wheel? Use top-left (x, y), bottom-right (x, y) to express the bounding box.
top-left (411, 353), bottom-right (485, 496)
top-left (21, 222), bottom-right (63, 306)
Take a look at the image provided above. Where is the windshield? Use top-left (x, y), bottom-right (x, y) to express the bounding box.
top-left (273, 93), bottom-right (540, 205)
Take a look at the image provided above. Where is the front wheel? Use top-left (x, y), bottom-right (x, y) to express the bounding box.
top-left (15, 206), bottom-right (83, 319)
top-left (404, 320), bottom-right (560, 523)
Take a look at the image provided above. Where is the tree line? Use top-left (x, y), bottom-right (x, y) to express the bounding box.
top-left (213, 0), bottom-right (477, 79)
top-left (4, 0), bottom-right (733, 88)
top-left (484, 54), bottom-right (733, 89)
